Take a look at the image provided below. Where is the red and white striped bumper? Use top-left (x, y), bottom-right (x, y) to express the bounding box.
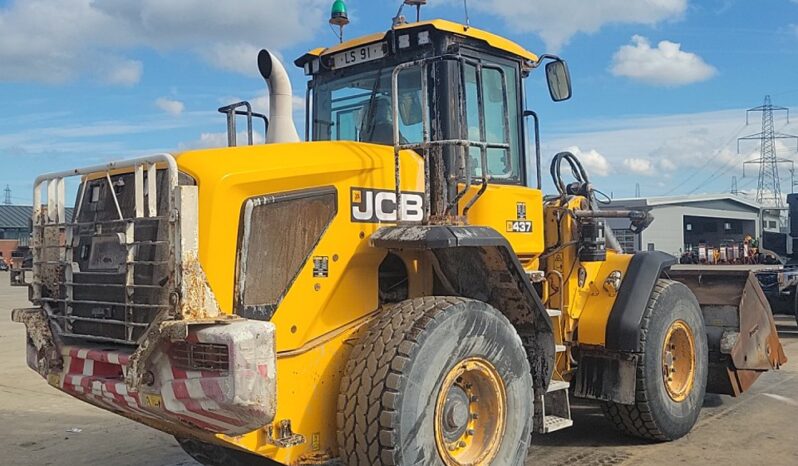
top-left (15, 309), bottom-right (276, 436)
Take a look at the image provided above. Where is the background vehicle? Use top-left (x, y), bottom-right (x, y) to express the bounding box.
top-left (11, 3), bottom-right (786, 465)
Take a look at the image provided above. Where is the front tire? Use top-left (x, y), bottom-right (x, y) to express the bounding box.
top-left (601, 279), bottom-right (708, 441)
top-left (337, 297), bottom-right (534, 466)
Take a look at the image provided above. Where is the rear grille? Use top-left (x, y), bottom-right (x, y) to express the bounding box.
top-left (32, 164), bottom-right (191, 346)
top-left (171, 341), bottom-right (230, 372)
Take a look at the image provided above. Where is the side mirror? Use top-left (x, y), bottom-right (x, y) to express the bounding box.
top-left (545, 60), bottom-right (572, 102)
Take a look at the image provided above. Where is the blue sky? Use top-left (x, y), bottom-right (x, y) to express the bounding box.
top-left (1, 0), bottom-right (798, 204)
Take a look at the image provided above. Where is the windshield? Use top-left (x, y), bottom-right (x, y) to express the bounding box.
top-left (312, 67), bottom-right (424, 145)
top-left (310, 57), bottom-right (523, 184)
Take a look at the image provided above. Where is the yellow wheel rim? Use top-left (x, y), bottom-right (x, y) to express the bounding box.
top-left (662, 320), bottom-right (696, 402)
top-left (434, 357), bottom-right (506, 466)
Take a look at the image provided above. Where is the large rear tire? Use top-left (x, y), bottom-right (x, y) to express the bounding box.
top-left (601, 279), bottom-right (708, 441)
top-left (337, 296), bottom-right (534, 466)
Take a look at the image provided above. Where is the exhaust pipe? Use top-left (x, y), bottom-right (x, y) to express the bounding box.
top-left (257, 49), bottom-right (300, 143)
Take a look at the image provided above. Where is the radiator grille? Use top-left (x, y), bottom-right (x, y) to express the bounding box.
top-left (235, 188), bottom-right (337, 321)
top-left (171, 341), bottom-right (230, 372)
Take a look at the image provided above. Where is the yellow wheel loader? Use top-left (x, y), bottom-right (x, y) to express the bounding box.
top-left (11, 9), bottom-right (786, 466)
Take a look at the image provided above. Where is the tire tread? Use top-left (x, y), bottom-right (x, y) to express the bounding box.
top-left (336, 296), bottom-right (469, 465)
top-left (601, 279), bottom-right (675, 441)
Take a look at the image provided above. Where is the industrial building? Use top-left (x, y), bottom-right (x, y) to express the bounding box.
top-left (0, 205), bottom-right (74, 267)
top-left (606, 194), bottom-right (778, 256)
top-left (0, 205), bottom-right (34, 267)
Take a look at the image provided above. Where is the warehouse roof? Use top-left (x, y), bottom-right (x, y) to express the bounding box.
top-left (609, 194), bottom-right (762, 211)
top-left (0, 205), bottom-right (74, 228)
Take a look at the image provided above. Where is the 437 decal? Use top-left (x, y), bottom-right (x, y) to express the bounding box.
top-left (506, 220), bottom-right (533, 233)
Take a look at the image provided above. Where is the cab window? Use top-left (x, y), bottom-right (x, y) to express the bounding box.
top-left (313, 66), bottom-right (424, 145)
top-left (463, 61), bottom-right (521, 183)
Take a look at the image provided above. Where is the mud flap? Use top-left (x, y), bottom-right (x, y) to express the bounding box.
top-left (573, 351), bottom-right (638, 405)
top-left (669, 267), bottom-right (787, 396)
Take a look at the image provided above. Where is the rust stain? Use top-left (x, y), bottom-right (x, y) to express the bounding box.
top-left (180, 252), bottom-right (221, 320)
top-left (12, 308), bottom-right (61, 375)
top-left (295, 449), bottom-right (336, 465)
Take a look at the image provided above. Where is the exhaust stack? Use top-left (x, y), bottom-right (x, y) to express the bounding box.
top-left (257, 49), bottom-right (300, 143)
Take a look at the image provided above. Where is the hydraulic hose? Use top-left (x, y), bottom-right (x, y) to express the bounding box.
top-left (549, 151), bottom-right (623, 253)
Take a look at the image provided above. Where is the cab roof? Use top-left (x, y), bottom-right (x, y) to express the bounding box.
top-left (295, 19), bottom-right (538, 68)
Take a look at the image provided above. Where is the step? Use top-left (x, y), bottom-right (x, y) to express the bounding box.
top-left (546, 308), bottom-right (561, 317)
top-left (555, 344), bottom-right (566, 353)
top-left (534, 379), bottom-right (573, 434)
top-left (547, 380), bottom-right (570, 393)
top-left (541, 415), bottom-right (574, 433)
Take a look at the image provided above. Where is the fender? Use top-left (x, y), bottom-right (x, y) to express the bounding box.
top-left (370, 225), bottom-right (555, 389)
top-left (573, 251), bottom-right (676, 404)
top-left (605, 250), bottom-right (677, 351)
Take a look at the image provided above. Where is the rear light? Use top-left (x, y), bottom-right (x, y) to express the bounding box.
top-left (171, 341), bottom-right (230, 372)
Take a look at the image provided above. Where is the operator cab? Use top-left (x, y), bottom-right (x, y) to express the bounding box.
top-left (296, 20), bottom-right (570, 216)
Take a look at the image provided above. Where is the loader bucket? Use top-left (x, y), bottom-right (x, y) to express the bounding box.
top-left (668, 265), bottom-right (787, 396)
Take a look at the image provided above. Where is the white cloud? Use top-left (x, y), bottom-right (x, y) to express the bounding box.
top-left (659, 158), bottom-right (677, 172)
top-left (0, 0), bottom-right (123, 84)
top-left (611, 35), bottom-right (717, 86)
top-left (565, 146), bottom-right (612, 177)
top-left (623, 157), bottom-right (655, 176)
top-left (155, 97), bottom-right (185, 116)
top-left (460, 0), bottom-right (686, 50)
top-left (0, 0), bottom-right (327, 85)
top-left (540, 106), bottom-right (798, 196)
top-left (200, 42), bottom-right (263, 77)
top-left (100, 59), bottom-right (143, 86)
top-left (0, 114), bottom-right (203, 161)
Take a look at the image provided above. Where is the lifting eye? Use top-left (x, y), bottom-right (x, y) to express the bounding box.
top-left (604, 270), bottom-right (623, 296)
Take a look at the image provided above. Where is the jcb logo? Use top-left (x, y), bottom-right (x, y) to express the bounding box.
top-left (351, 187), bottom-right (424, 223)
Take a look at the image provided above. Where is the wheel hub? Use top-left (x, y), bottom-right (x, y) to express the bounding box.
top-left (662, 320), bottom-right (696, 402)
top-left (442, 387), bottom-right (470, 442)
top-left (434, 358), bottom-right (506, 466)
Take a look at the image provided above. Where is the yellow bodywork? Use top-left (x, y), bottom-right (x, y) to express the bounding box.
top-left (177, 141), bottom-right (423, 462)
top-left (169, 140), bottom-right (632, 463)
top-left (540, 197), bottom-right (633, 381)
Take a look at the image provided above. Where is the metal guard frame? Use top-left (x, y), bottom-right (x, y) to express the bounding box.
top-left (31, 153), bottom-right (180, 345)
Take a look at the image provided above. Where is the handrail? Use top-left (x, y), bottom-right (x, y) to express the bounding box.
top-left (218, 101), bottom-right (269, 146)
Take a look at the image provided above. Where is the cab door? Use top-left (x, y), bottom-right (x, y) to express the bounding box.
top-left (456, 55), bottom-right (545, 263)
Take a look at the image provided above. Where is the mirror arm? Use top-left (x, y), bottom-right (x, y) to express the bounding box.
top-left (523, 110), bottom-right (542, 189)
top-left (530, 53), bottom-right (564, 69)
